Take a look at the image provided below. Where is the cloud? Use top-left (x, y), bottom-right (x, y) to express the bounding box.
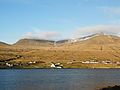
top-left (22, 31), bottom-right (60, 40)
top-left (109, 19), bottom-right (120, 25)
top-left (75, 25), bottom-right (120, 36)
top-left (101, 7), bottom-right (120, 16)
top-left (22, 25), bottom-right (120, 40)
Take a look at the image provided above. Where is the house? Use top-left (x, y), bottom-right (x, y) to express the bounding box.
top-left (6, 63), bottom-right (13, 67)
top-left (89, 60), bottom-right (99, 63)
top-left (51, 63), bottom-right (56, 67)
top-left (81, 60), bottom-right (99, 64)
top-left (81, 61), bottom-right (90, 64)
top-left (29, 61), bottom-right (36, 64)
top-left (116, 62), bottom-right (120, 64)
top-left (56, 66), bottom-right (62, 69)
top-left (50, 62), bottom-right (63, 68)
top-left (102, 61), bottom-right (113, 64)
top-left (67, 62), bottom-right (73, 64)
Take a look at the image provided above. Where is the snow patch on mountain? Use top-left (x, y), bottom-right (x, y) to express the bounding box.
top-left (68, 33), bottom-right (100, 43)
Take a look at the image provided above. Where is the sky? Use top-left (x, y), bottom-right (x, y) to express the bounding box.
top-left (0, 0), bottom-right (120, 44)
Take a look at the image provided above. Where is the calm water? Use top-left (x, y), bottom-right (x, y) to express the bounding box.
top-left (0, 69), bottom-right (120, 90)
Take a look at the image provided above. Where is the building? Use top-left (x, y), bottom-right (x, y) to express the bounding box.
top-left (50, 62), bottom-right (63, 68)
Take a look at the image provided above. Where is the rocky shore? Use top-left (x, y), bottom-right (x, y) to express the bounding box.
top-left (99, 85), bottom-right (120, 90)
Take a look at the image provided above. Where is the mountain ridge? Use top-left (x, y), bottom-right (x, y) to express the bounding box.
top-left (14, 39), bottom-right (55, 46)
top-left (0, 41), bottom-right (10, 46)
top-left (1, 32), bottom-right (120, 47)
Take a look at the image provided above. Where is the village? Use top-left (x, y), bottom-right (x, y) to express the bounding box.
top-left (80, 60), bottom-right (120, 64)
top-left (1, 59), bottom-right (120, 69)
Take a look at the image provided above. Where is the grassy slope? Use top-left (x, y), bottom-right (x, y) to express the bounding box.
top-left (1, 44), bottom-right (120, 68)
top-left (1, 34), bottom-right (120, 68)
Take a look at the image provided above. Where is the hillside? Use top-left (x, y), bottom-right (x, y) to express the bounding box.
top-left (10, 33), bottom-right (120, 62)
top-left (13, 33), bottom-right (120, 47)
top-left (14, 39), bottom-right (54, 47)
top-left (0, 41), bottom-right (10, 46)
top-left (56, 33), bottom-right (120, 46)
top-left (80, 33), bottom-right (120, 45)
top-left (1, 33), bottom-right (120, 68)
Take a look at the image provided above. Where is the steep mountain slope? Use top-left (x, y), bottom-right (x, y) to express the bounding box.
top-left (80, 33), bottom-right (120, 45)
top-left (57, 33), bottom-right (120, 46)
top-left (14, 39), bottom-right (54, 46)
top-left (55, 33), bottom-right (120, 53)
top-left (56, 33), bottom-right (106, 45)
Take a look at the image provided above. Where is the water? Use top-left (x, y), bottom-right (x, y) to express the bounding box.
top-left (0, 69), bottom-right (120, 90)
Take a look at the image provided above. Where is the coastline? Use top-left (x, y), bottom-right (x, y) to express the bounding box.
top-left (96, 85), bottom-right (120, 90)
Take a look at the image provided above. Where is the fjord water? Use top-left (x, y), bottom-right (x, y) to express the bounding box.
top-left (0, 69), bottom-right (120, 90)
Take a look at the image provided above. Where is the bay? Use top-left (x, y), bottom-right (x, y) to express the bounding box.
top-left (0, 69), bottom-right (120, 90)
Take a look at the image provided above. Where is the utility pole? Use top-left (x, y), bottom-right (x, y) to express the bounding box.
top-left (54, 41), bottom-right (56, 46)
top-left (100, 46), bottom-right (102, 51)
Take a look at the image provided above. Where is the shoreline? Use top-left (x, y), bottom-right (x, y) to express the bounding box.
top-left (97, 85), bottom-right (120, 90)
top-left (1, 67), bottom-right (120, 69)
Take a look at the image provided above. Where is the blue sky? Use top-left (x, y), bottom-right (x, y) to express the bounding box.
top-left (0, 0), bottom-right (120, 44)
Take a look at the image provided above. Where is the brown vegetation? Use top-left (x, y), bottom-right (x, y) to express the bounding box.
top-left (1, 33), bottom-right (120, 68)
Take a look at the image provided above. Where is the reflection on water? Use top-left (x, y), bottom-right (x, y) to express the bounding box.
top-left (0, 69), bottom-right (120, 90)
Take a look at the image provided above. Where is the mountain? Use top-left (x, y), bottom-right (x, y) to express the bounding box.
top-left (1, 33), bottom-right (120, 67)
top-left (13, 33), bottom-right (120, 47)
top-left (57, 33), bottom-right (120, 45)
top-left (55, 33), bottom-right (102, 45)
top-left (79, 33), bottom-right (120, 45)
top-left (0, 41), bottom-right (10, 46)
top-left (56, 39), bottom-right (70, 44)
top-left (14, 39), bottom-right (54, 46)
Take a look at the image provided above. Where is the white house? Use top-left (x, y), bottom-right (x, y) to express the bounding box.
top-left (102, 61), bottom-right (113, 64)
top-left (51, 63), bottom-right (56, 67)
top-left (50, 63), bottom-right (63, 68)
top-left (29, 61), bottom-right (36, 64)
top-left (81, 60), bottom-right (99, 64)
top-left (6, 63), bottom-right (13, 67)
top-left (56, 66), bottom-right (62, 69)
top-left (67, 62), bottom-right (73, 64)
